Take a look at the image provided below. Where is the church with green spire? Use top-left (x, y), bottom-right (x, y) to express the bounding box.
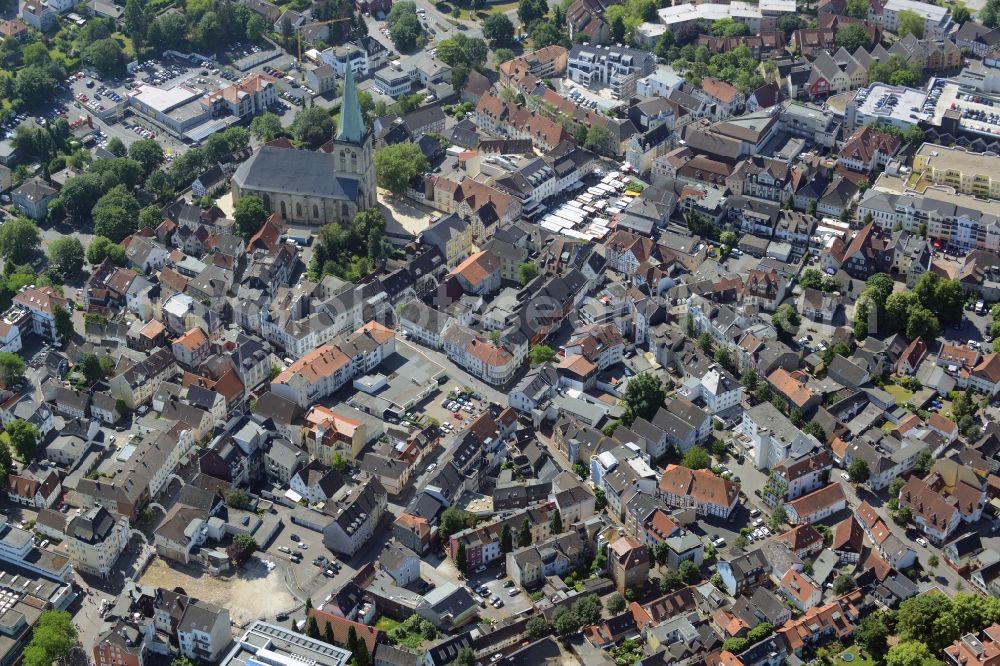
top-left (231, 66), bottom-right (376, 226)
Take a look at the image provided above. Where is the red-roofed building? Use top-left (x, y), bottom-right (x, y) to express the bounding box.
top-left (306, 607), bottom-right (382, 653)
top-left (783, 483), bottom-right (846, 524)
top-left (700, 77), bottom-right (745, 119)
top-left (658, 465), bottom-right (740, 518)
top-left (775, 524), bottom-right (824, 559)
top-left (172, 327), bottom-right (211, 368)
top-left (780, 569), bottom-right (821, 611)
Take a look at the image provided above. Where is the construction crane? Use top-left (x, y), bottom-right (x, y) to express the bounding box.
top-left (297, 17), bottom-right (354, 68)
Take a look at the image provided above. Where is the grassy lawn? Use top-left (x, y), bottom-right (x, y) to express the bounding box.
top-left (834, 650), bottom-right (876, 666)
top-left (374, 618), bottom-right (425, 650)
top-left (884, 383), bottom-right (915, 404)
top-left (458, 0), bottom-right (519, 18)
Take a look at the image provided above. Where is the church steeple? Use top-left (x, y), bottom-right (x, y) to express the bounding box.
top-left (337, 66), bottom-right (365, 144)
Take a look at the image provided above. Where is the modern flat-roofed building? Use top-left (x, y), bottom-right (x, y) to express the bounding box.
top-left (219, 621), bottom-right (351, 666)
top-left (912, 143), bottom-right (1000, 199)
top-left (846, 83), bottom-right (931, 131)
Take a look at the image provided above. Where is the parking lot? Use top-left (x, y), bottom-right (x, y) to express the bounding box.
top-left (424, 556), bottom-right (534, 623)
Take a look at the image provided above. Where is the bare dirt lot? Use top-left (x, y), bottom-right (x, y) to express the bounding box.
top-left (139, 556), bottom-right (296, 625)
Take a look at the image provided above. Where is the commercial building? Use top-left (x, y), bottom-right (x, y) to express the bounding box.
top-left (219, 621), bottom-right (351, 666)
top-left (845, 84), bottom-right (932, 131)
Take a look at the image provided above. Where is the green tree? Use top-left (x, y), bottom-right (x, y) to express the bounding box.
top-left (228, 533), bottom-right (258, 564)
top-left (93, 185), bottom-right (139, 243)
top-left (771, 303), bottom-right (801, 335)
top-left (22, 610), bottom-right (76, 666)
top-left (572, 594), bottom-right (603, 625)
top-left (54, 307), bottom-right (74, 343)
top-left (605, 592), bottom-right (626, 614)
top-left (552, 608), bottom-right (579, 635)
top-left (846, 0), bottom-right (869, 16)
top-left (128, 139), bottom-right (165, 177)
top-left (324, 452), bottom-right (345, 474)
top-left (622, 372), bottom-right (665, 424)
top-left (803, 421), bottom-right (826, 441)
top-left (723, 637), bottom-right (748, 653)
top-left (494, 48), bottom-right (516, 64)
top-left (15, 67), bottom-right (56, 107)
top-left (550, 508), bottom-right (563, 534)
top-left (226, 489), bottom-right (251, 509)
top-left (518, 261), bottom-right (538, 286)
top-left (950, 1), bottom-right (971, 24)
top-left (835, 24), bottom-right (871, 52)
top-left (77, 353), bottom-right (104, 384)
top-left (455, 541), bottom-right (468, 574)
top-left (848, 458), bottom-right (870, 484)
top-left (124, 0), bottom-right (148, 49)
top-left (138, 205), bottom-right (162, 231)
top-left (0, 217), bottom-right (40, 265)
top-left (292, 106), bottom-right (335, 149)
top-left (250, 112), bottom-right (284, 142)
top-left (47, 237), bottom-right (84, 276)
top-left (518, 518), bottom-right (532, 547)
top-left (584, 125), bottom-right (614, 155)
top-left (681, 445), bottom-right (710, 469)
top-left (234, 195), bottom-right (268, 241)
top-left (753, 382), bottom-right (773, 403)
top-left (87, 236), bottom-right (126, 266)
top-left (500, 523), bottom-right (513, 554)
top-left (439, 507), bottom-right (474, 538)
top-left (518, 0), bottom-right (548, 25)
top-left (933, 279), bottom-right (966, 325)
top-left (777, 14), bottom-right (801, 37)
top-left (7, 419), bottom-right (39, 459)
top-left (896, 9), bottom-right (925, 37)
top-left (387, 2), bottom-right (423, 51)
top-left (679, 560), bottom-right (701, 584)
top-left (906, 305), bottom-right (940, 342)
top-left (525, 616), bottom-right (550, 639)
top-left (885, 291), bottom-right (919, 332)
top-left (483, 13), bottom-right (515, 45)
top-left (769, 506), bottom-right (788, 531)
top-left (886, 641), bottom-right (943, 666)
top-left (832, 574), bottom-right (855, 595)
top-left (374, 144), bottom-right (430, 195)
top-left (83, 38), bottom-right (125, 77)
top-left (530, 344), bottom-right (557, 365)
top-left (697, 331), bottom-right (714, 354)
top-left (105, 137), bottom-right (127, 157)
top-left (0, 353), bottom-right (26, 388)
top-left (741, 369), bottom-right (758, 391)
top-left (856, 612), bottom-right (890, 658)
top-left (719, 230), bottom-right (738, 249)
top-left (305, 616), bottom-right (320, 638)
top-left (659, 568), bottom-right (683, 592)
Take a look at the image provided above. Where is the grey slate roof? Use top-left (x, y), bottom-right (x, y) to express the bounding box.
top-left (233, 146), bottom-right (361, 200)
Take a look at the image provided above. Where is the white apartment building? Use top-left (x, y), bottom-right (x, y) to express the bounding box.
top-left (679, 365), bottom-right (743, 415)
top-left (176, 600), bottom-right (232, 663)
top-left (567, 44), bottom-right (656, 98)
top-left (65, 507), bottom-right (129, 579)
top-left (873, 0), bottom-right (952, 38)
